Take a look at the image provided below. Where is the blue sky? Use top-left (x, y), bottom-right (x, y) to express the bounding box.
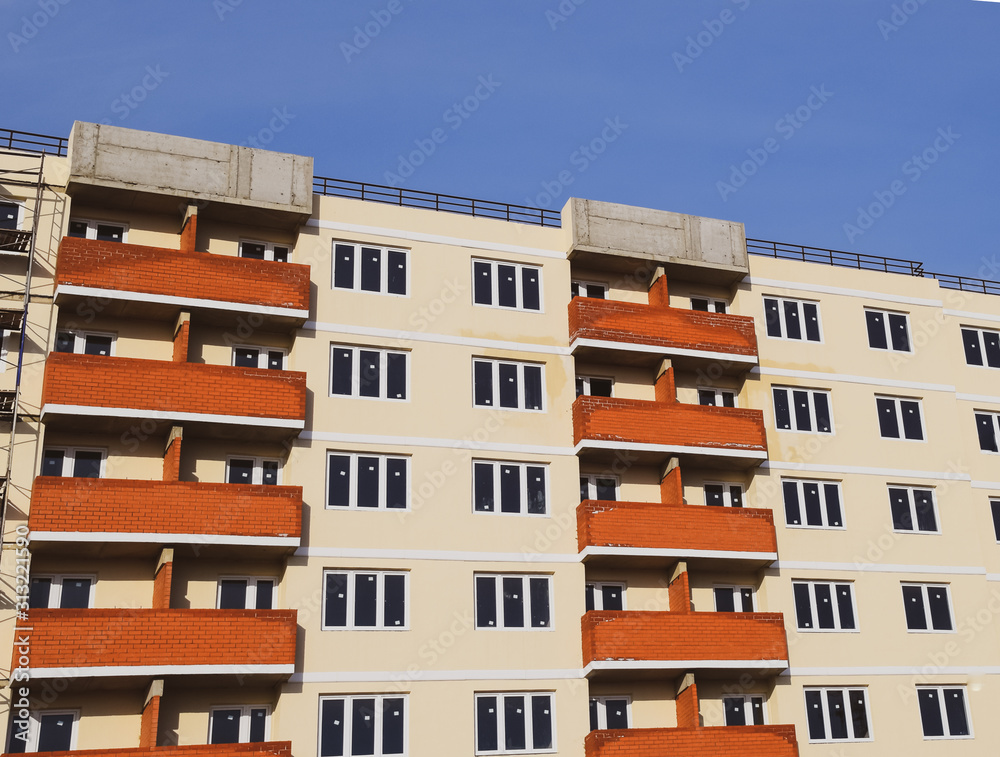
top-left (5, 0), bottom-right (999, 277)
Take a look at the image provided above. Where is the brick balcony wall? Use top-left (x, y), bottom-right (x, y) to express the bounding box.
top-left (573, 396), bottom-right (767, 452)
top-left (1, 741), bottom-right (293, 757)
top-left (16, 610), bottom-right (297, 670)
top-left (55, 237), bottom-right (310, 311)
top-left (41, 353), bottom-right (307, 422)
top-left (585, 726), bottom-right (798, 757)
top-left (569, 297), bottom-right (758, 356)
top-left (577, 500), bottom-right (776, 554)
top-left (29, 478), bottom-right (302, 539)
top-left (582, 611), bottom-right (788, 664)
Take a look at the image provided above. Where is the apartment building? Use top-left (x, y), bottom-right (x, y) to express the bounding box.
top-left (0, 122), bottom-right (997, 757)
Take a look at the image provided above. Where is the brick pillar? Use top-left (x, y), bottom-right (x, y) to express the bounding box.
top-left (139, 680), bottom-right (164, 747)
top-left (660, 457), bottom-right (683, 503)
top-left (654, 360), bottom-right (676, 404)
top-left (647, 268), bottom-right (669, 307)
top-left (162, 426), bottom-right (182, 482)
top-left (675, 673), bottom-right (699, 728)
top-left (152, 548), bottom-right (174, 610)
top-left (180, 205), bottom-right (198, 253)
top-left (172, 312), bottom-right (191, 362)
top-left (668, 561), bottom-right (690, 613)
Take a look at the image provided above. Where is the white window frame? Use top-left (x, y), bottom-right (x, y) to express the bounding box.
top-left (8, 709), bottom-right (79, 753)
top-left (322, 570), bottom-right (409, 631)
top-left (327, 451), bottom-right (410, 511)
top-left (318, 694), bottom-right (408, 757)
top-left (29, 574), bottom-right (96, 609)
top-left (580, 473), bottom-right (619, 501)
top-left (571, 280), bottom-right (608, 299)
top-left (772, 386), bottom-right (834, 434)
top-left (473, 460), bottom-right (549, 516)
top-left (888, 486), bottom-right (939, 534)
top-left (472, 358), bottom-right (545, 412)
top-left (976, 411), bottom-right (1000, 454)
top-left (803, 687), bottom-right (872, 743)
top-left (585, 582), bottom-right (626, 611)
top-left (208, 705), bottom-right (271, 744)
top-left (864, 308), bottom-right (912, 353)
top-left (41, 447), bottom-right (107, 478)
top-left (575, 375), bottom-right (614, 397)
top-left (875, 395), bottom-right (926, 441)
top-left (226, 456), bottom-right (281, 486)
top-left (961, 326), bottom-right (1000, 368)
top-left (589, 696), bottom-right (631, 730)
top-left (53, 329), bottom-right (116, 356)
top-left (67, 218), bottom-right (128, 243)
top-left (473, 258), bottom-right (544, 313)
top-left (723, 694), bottom-right (766, 726)
top-left (916, 686), bottom-right (973, 739)
top-left (703, 482), bottom-right (744, 508)
top-left (330, 344), bottom-right (409, 401)
top-left (792, 580), bottom-right (858, 632)
top-left (902, 583), bottom-right (955, 633)
top-left (697, 387), bottom-right (737, 407)
top-left (781, 478), bottom-right (845, 530)
top-left (713, 585), bottom-right (755, 612)
top-left (0, 199), bottom-right (25, 230)
top-left (763, 296), bottom-right (823, 342)
top-left (474, 692), bottom-right (556, 755)
top-left (475, 574), bottom-right (553, 630)
top-left (332, 241), bottom-right (409, 297)
top-left (231, 345), bottom-right (287, 370)
top-left (691, 296), bottom-right (727, 314)
top-left (216, 576), bottom-right (276, 610)
top-left (239, 239), bottom-right (290, 262)
top-left (991, 498), bottom-right (1000, 543)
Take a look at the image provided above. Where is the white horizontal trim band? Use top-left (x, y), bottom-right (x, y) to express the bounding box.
top-left (580, 546), bottom-right (777, 562)
top-left (761, 461), bottom-right (971, 481)
top-left (54, 284), bottom-right (308, 319)
top-left (41, 404), bottom-right (305, 430)
top-left (987, 574), bottom-right (1000, 583)
top-left (31, 531), bottom-right (299, 547)
top-left (943, 308), bottom-right (1000, 325)
top-left (24, 664), bottom-right (294, 679)
top-left (772, 561), bottom-right (986, 576)
top-left (570, 338), bottom-right (757, 365)
top-left (298, 431), bottom-right (575, 457)
top-left (306, 219), bottom-right (564, 260)
top-left (584, 660), bottom-right (788, 675)
top-left (970, 480), bottom-right (1000, 491)
top-left (781, 666), bottom-right (1000, 677)
top-left (294, 547), bottom-right (577, 563)
top-left (956, 392), bottom-right (1000, 405)
top-left (289, 669), bottom-right (583, 684)
top-left (754, 366), bottom-right (955, 394)
top-left (742, 276), bottom-right (943, 307)
top-left (575, 439), bottom-right (767, 460)
top-left (305, 320), bottom-right (570, 357)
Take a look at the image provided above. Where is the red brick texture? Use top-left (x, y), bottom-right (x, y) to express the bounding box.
top-left (1, 741), bottom-right (293, 757)
top-left (569, 297), bottom-right (758, 357)
top-left (647, 275), bottom-right (669, 308)
top-left (138, 695), bottom-right (160, 748)
top-left (172, 320), bottom-right (190, 363)
top-left (179, 213), bottom-right (197, 253)
top-left (55, 237), bottom-right (310, 311)
top-left (41, 353), bottom-right (307, 422)
top-left (573, 396), bottom-right (767, 453)
top-left (151, 562), bottom-right (172, 610)
top-left (668, 571), bottom-right (691, 614)
top-left (15, 609), bottom-right (297, 670)
top-left (585, 727), bottom-right (798, 757)
top-left (660, 466), bottom-right (683, 503)
top-left (577, 500), bottom-right (777, 555)
top-left (162, 436), bottom-right (181, 482)
top-left (582, 611), bottom-right (789, 665)
top-left (653, 366), bottom-right (676, 404)
top-left (674, 683), bottom-right (699, 728)
top-left (29, 478), bottom-right (302, 539)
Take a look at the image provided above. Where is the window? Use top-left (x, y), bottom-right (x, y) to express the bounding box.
top-left (975, 411), bottom-right (1000, 453)
top-left (7, 710), bottom-right (78, 753)
top-left (319, 695), bottom-right (406, 757)
top-left (0, 201), bottom-right (23, 231)
top-left (475, 574), bottom-right (551, 629)
top-left (792, 581), bottom-right (857, 631)
top-left (323, 571), bottom-right (408, 630)
top-left (209, 706), bottom-right (270, 744)
top-left (232, 345), bottom-right (286, 370)
top-left (782, 479), bottom-right (844, 529)
top-left (475, 692), bottom-right (554, 754)
top-left (991, 498), bottom-right (1000, 542)
top-left (40, 447), bottom-right (105, 478)
top-left (474, 461), bottom-right (547, 515)
top-left (227, 457), bottom-right (280, 486)
top-left (888, 486), bottom-right (938, 533)
top-left (585, 582), bottom-right (624, 611)
top-left (917, 686), bottom-right (972, 739)
top-left (763, 296), bottom-right (821, 341)
top-left (961, 327), bottom-right (1000, 368)
top-left (804, 688), bottom-right (871, 742)
top-left (571, 280), bottom-right (607, 299)
top-left (28, 575), bottom-right (94, 609)
top-left (217, 577), bottom-right (275, 610)
top-left (876, 396), bottom-right (924, 440)
top-left (333, 242), bottom-right (407, 296)
top-left (902, 583), bottom-right (953, 631)
top-left (575, 376), bottom-right (613, 398)
top-left (580, 474), bottom-right (618, 502)
top-left (704, 482), bottom-right (743, 508)
top-left (692, 297), bottom-right (727, 314)
top-left (589, 697), bottom-right (629, 730)
top-left (474, 259), bottom-right (542, 311)
top-left (331, 345), bottom-right (408, 401)
top-left (67, 218), bottom-right (127, 242)
top-left (714, 586), bottom-right (754, 612)
top-left (328, 452), bottom-right (409, 510)
top-left (698, 388), bottom-right (736, 407)
top-left (772, 387), bottom-right (833, 433)
top-left (724, 696), bottom-right (765, 726)
top-left (473, 359), bottom-right (543, 411)
top-left (54, 330), bottom-right (114, 356)
top-left (865, 309), bottom-right (911, 352)
top-left (240, 240), bottom-right (289, 262)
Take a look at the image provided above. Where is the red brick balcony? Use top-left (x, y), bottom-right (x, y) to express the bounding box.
top-left (41, 353), bottom-right (306, 436)
top-left (1, 741), bottom-right (292, 757)
top-left (55, 237), bottom-right (310, 317)
top-left (577, 500), bottom-right (777, 567)
top-left (586, 727), bottom-right (798, 757)
top-left (583, 611), bottom-right (788, 674)
top-left (28, 478), bottom-right (301, 547)
top-left (14, 610), bottom-right (297, 677)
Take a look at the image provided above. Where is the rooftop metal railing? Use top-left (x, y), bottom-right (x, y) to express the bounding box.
top-left (0, 128), bottom-right (67, 156)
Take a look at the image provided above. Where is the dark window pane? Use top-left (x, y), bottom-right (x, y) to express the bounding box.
top-left (320, 699), bottom-right (345, 757)
top-left (386, 458), bottom-right (407, 509)
top-left (529, 577), bottom-right (550, 627)
top-left (724, 697), bottom-right (744, 726)
top-left (228, 458), bottom-right (254, 485)
top-left (382, 698), bottom-right (405, 754)
top-left (813, 393), bottom-right (831, 433)
top-left (601, 584), bottom-right (623, 611)
top-left (474, 463), bottom-right (494, 512)
top-left (261, 460), bottom-right (278, 486)
top-left (498, 363), bottom-right (518, 408)
top-left (384, 574), bottom-right (406, 628)
top-left (866, 311), bottom-right (887, 349)
top-left (714, 588), bottom-right (735, 612)
top-left (918, 689), bottom-right (944, 737)
top-left (234, 348), bottom-right (258, 367)
top-left (750, 697), bottom-right (765, 726)
top-left (95, 224), bottom-right (123, 242)
top-left (474, 361), bottom-right (494, 406)
top-left (502, 577), bottom-right (524, 628)
top-left (962, 328), bottom-right (983, 365)
top-left (589, 378), bottom-right (612, 397)
top-left (773, 389), bottom-right (791, 430)
top-left (814, 583), bottom-right (835, 629)
top-left (585, 584), bottom-right (595, 612)
top-left (41, 449), bottom-right (64, 477)
top-left (943, 689), bottom-right (969, 736)
top-left (331, 348), bottom-right (353, 396)
top-left (985, 331), bottom-right (1000, 368)
top-left (793, 583), bottom-right (813, 629)
top-left (992, 500), bottom-right (1000, 541)
top-left (219, 579), bottom-right (248, 609)
top-left (698, 390), bottom-right (716, 406)
top-left (928, 586), bottom-right (952, 630)
top-left (792, 390), bottom-right (812, 431)
top-left (836, 585), bottom-right (855, 629)
top-left (497, 264), bottom-right (518, 308)
top-left (73, 450), bottom-right (102, 478)
top-left (589, 699), bottom-right (599, 731)
top-left (580, 477), bottom-right (589, 503)
top-left (242, 242), bottom-right (266, 259)
top-left (500, 465), bottom-right (521, 513)
top-left (803, 302), bottom-right (821, 341)
top-left (888, 313), bottom-right (909, 351)
top-left (722, 392), bottom-right (736, 408)
top-left (890, 488), bottom-right (913, 530)
top-left (692, 298), bottom-right (709, 312)
top-left (848, 690), bottom-right (869, 739)
top-left (705, 484), bottom-right (724, 507)
top-left (476, 576), bottom-right (497, 627)
top-left (782, 481), bottom-right (801, 525)
top-left (901, 400), bottom-right (923, 440)
top-left (827, 690), bottom-right (848, 739)
top-left (586, 284), bottom-right (606, 299)
top-left (739, 588), bottom-right (754, 611)
top-left (249, 708), bottom-right (268, 742)
top-left (595, 478), bottom-right (616, 502)
top-left (0, 202), bottom-right (18, 231)
top-left (877, 398), bottom-right (899, 438)
top-left (267, 351), bottom-right (284, 370)
top-left (764, 298), bottom-right (782, 337)
top-left (29, 577), bottom-right (51, 609)
top-left (272, 246), bottom-right (289, 263)
top-left (914, 490), bottom-right (937, 532)
top-left (360, 247), bottom-right (381, 292)
top-left (531, 695), bottom-right (552, 749)
top-left (784, 300), bottom-right (802, 340)
top-left (68, 219), bottom-right (88, 238)
top-left (83, 334), bottom-right (112, 356)
top-left (504, 696), bottom-right (526, 751)
top-left (54, 332), bottom-right (74, 353)
top-left (210, 709), bottom-right (241, 744)
top-left (328, 455), bottom-right (351, 507)
top-left (803, 483), bottom-right (823, 525)
top-left (60, 578), bottom-right (91, 609)
top-left (354, 574), bottom-right (378, 627)
top-left (334, 244), bottom-right (355, 289)
top-left (522, 267), bottom-right (540, 311)
top-left (351, 699), bottom-right (376, 756)
top-left (575, 377), bottom-right (584, 398)
top-left (387, 250), bottom-right (407, 296)
top-left (324, 573), bottom-right (348, 627)
top-left (715, 301), bottom-right (727, 314)
top-left (473, 261), bottom-right (493, 305)
top-left (977, 413), bottom-right (998, 452)
top-left (526, 466), bottom-right (546, 514)
top-left (477, 697), bottom-right (498, 752)
top-left (824, 484), bottom-right (843, 527)
top-left (256, 580), bottom-right (274, 610)
top-left (902, 585), bottom-right (927, 629)
top-left (356, 456), bottom-right (380, 508)
top-left (523, 365), bottom-right (543, 410)
top-left (358, 350), bottom-right (380, 398)
top-left (805, 690), bottom-right (826, 740)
